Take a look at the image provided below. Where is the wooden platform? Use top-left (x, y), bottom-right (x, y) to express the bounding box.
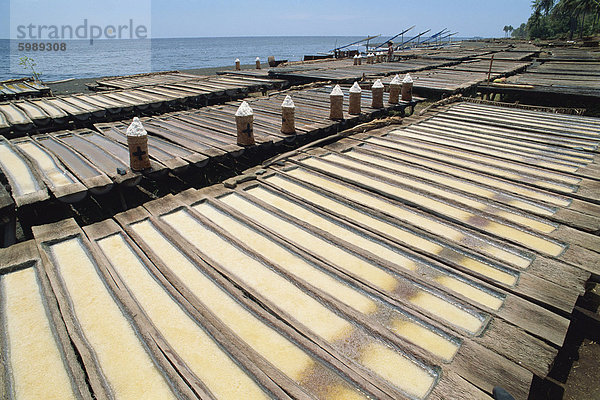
top-left (269, 59), bottom-right (454, 83)
top-left (480, 49), bottom-right (600, 102)
top-left (0, 84), bottom-right (418, 245)
top-left (379, 64), bottom-right (525, 97)
top-left (0, 75), bottom-right (288, 136)
top-left (0, 100), bottom-right (597, 399)
top-left (0, 78), bottom-right (51, 101)
top-left (0, 240), bottom-right (92, 399)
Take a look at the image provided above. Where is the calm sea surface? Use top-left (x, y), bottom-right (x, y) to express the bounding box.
top-left (0, 36), bottom-right (372, 81)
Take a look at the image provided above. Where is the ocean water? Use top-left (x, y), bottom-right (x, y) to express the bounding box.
top-left (0, 36), bottom-right (369, 82)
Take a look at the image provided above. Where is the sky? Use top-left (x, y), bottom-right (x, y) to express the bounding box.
top-left (1, 0), bottom-right (533, 39)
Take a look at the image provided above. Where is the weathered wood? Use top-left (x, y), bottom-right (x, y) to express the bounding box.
top-left (114, 207), bottom-right (404, 400)
top-left (12, 137), bottom-right (88, 203)
top-left (0, 240), bottom-right (92, 400)
top-left (83, 219), bottom-right (295, 400)
top-left (0, 135), bottom-right (49, 207)
top-left (180, 188), bottom-right (538, 398)
top-left (174, 186), bottom-right (557, 379)
top-left (32, 219), bottom-right (198, 400)
top-left (142, 196), bottom-right (411, 400)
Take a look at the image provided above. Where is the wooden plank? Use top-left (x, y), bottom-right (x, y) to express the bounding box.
top-left (144, 194), bottom-right (503, 399)
top-left (0, 240), bottom-right (92, 400)
top-left (173, 187), bottom-right (557, 379)
top-left (115, 205), bottom-right (423, 400)
top-left (51, 130), bottom-right (141, 187)
top-left (12, 137), bottom-right (88, 203)
top-left (33, 134), bottom-right (114, 195)
top-left (32, 219), bottom-right (197, 400)
top-left (83, 219), bottom-right (295, 400)
top-left (0, 135), bottom-right (49, 207)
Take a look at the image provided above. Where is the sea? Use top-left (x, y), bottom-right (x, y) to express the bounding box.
top-left (0, 36), bottom-right (372, 82)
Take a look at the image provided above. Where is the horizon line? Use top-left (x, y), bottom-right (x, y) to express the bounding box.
top-left (0, 34), bottom-right (482, 41)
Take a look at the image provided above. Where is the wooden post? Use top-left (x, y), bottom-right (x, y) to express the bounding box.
top-left (353, 55), bottom-right (358, 65)
top-left (401, 73), bottom-right (414, 101)
top-left (281, 95), bottom-right (295, 134)
top-left (126, 117), bottom-right (151, 171)
top-left (389, 74), bottom-right (401, 104)
top-left (235, 58), bottom-right (241, 71)
top-left (255, 57), bottom-right (261, 69)
top-left (486, 54), bottom-right (495, 86)
top-left (235, 101), bottom-right (255, 146)
top-left (371, 79), bottom-right (384, 108)
top-left (268, 56), bottom-right (276, 67)
top-left (349, 81), bottom-right (362, 115)
top-left (329, 84), bottom-right (344, 120)
top-left (357, 54), bottom-right (362, 65)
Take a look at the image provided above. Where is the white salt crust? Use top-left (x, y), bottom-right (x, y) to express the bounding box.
top-left (126, 117), bottom-right (147, 137)
top-left (372, 79), bottom-right (384, 89)
top-left (403, 73), bottom-right (414, 84)
top-left (235, 101), bottom-right (254, 117)
top-left (350, 82), bottom-right (362, 93)
top-left (282, 95), bottom-right (295, 108)
top-left (390, 74), bottom-right (402, 85)
top-left (330, 85), bottom-right (343, 96)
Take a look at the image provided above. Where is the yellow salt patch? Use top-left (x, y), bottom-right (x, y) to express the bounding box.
top-left (2, 268), bottom-right (76, 400)
top-left (367, 136), bottom-right (576, 193)
top-left (143, 217), bottom-right (432, 400)
top-left (300, 157), bottom-right (471, 222)
top-left (50, 238), bottom-right (176, 400)
top-left (239, 187), bottom-right (418, 270)
top-left (204, 199), bottom-right (399, 293)
top-left (325, 384), bottom-right (368, 400)
top-left (161, 210), bottom-right (353, 343)
top-left (398, 129), bottom-right (579, 173)
top-left (410, 291), bottom-right (483, 334)
top-left (325, 153), bottom-right (557, 235)
top-left (97, 234), bottom-right (269, 400)
top-left (264, 174), bottom-right (520, 284)
top-left (261, 175), bottom-right (444, 256)
top-left (387, 132), bottom-right (581, 185)
top-left (0, 142), bottom-right (38, 195)
top-left (485, 221), bottom-right (564, 257)
top-left (193, 202), bottom-right (378, 315)
top-left (360, 342), bottom-right (435, 399)
top-left (347, 149), bottom-right (555, 217)
top-left (131, 220), bottom-right (318, 381)
top-left (435, 276), bottom-right (504, 311)
top-left (391, 319), bottom-right (459, 362)
top-left (460, 256), bottom-right (517, 286)
top-left (17, 142), bottom-right (73, 187)
top-left (283, 168), bottom-right (531, 269)
top-left (302, 157), bottom-right (561, 258)
top-left (370, 144), bottom-right (571, 208)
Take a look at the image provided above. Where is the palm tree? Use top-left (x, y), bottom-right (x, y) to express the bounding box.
top-left (532, 0), bottom-right (555, 15)
top-left (503, 25), bottom-right (509, 37)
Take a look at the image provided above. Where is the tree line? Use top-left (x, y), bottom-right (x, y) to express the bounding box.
top-left (508, 0), bottom-right (600, 39)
